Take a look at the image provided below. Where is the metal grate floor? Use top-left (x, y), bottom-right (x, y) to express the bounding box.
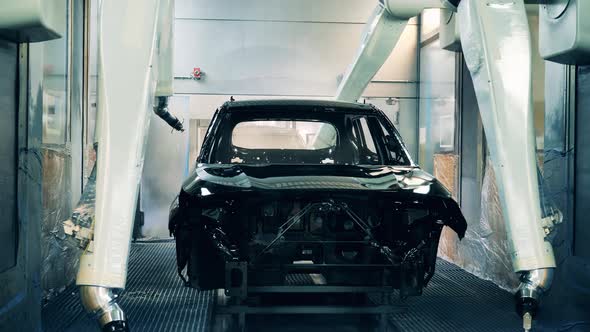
top-left (42, 241), bottom-right (213, 332)
top-left (42, 241), bottom-right (522, 332)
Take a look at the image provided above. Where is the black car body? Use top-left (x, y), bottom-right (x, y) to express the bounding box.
top-left (169, 99), bottom-right (466, 298)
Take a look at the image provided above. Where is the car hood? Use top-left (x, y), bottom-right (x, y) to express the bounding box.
top-left (182, 164), bottom-right (451, 198)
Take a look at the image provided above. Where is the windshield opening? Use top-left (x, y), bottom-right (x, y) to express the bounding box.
top-left (232, 121), bottom-right (337, 150)
top-left (229, 120), bottom-right (337, 164)
top-left (208, 109), bottom-right (411, 166)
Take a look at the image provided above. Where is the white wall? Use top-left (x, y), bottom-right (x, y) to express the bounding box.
top-left (174, 0), bottom-right (419, 99)
top-left (174, 0), bottom-right (420, 158)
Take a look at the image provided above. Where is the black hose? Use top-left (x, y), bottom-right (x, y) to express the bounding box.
top-left (154, 96), bottom-right (184, 132)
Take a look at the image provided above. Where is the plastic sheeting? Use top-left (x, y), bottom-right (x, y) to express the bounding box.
top-left (437, 157), bottom-right (520, 291)
top-left (41, 148), bottom-right (83, 301)
top-left (435, 141), bottom-right (568, 293)
top-left (63, 154), bottom-right (96, 248)
top-left (435, 146), bottom-right (590, 330)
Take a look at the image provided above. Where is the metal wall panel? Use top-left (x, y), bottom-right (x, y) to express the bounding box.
top-left (0, 43), bottom-right (43, 332)
top-left (175, 20), bottom-right (418, 97)
top-left (459, 59), bottom-right (483, 227)
top-left (174, 19), bottom-right (357, 96)
top-left (176, 0), bottom-right (373, 23)
top-left (418, 39), bottom-right (456, 173)
top-left (0, 40), bottom-right (18, 272)
top-left (544, 62), bottom-right (575, 261)
top-left (174, 0), bottom-right (419, 99)
top-left (575, 65), bottom-right (590, 258)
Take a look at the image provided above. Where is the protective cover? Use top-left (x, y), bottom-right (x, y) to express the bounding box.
top-left (41, 148), bottom-right (83, 300)
top-left (438, 147), bottom-right (590, 331)
top-left (437, 158), bottom-right (519, 291)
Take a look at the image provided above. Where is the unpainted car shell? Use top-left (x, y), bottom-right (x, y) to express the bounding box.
top-left (169, 100), bottom-right (467, 297)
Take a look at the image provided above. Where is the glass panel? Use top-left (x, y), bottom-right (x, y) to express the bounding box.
top-left (40, 0), bottom-right (69, 145)
top-left (70, 0), bottom-right (85, 204)
top-left (84, 0), bottom-right (100, 185)
top-left (418, 39), bottom-right (456, 174)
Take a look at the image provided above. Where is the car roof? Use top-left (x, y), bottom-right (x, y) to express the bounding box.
top-left (221, 99), bottom-right (379, 113)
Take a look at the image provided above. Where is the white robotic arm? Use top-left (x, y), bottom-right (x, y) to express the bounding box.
top-left (336, 1), bottom-right (556, 330)
top-left (457, 3), bottom-right (555, 331)
top-left (76, 1), bottom-right (173, 331)
top-left (336, 0), bottom-right (457, 102)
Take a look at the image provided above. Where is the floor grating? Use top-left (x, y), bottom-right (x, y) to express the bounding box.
top-left (42, 241), bottom-right (522, 332)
